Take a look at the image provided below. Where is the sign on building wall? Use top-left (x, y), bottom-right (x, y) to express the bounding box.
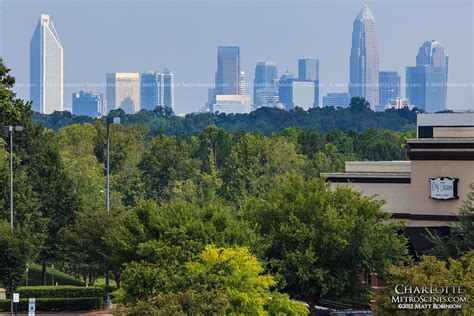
top-left (429, 177), bottom-right (459, 200)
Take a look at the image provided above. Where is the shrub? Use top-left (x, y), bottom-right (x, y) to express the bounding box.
top-left (17, 286), bottom-right (103, 299)
top-left (0, 297), bottom-right (103, 312)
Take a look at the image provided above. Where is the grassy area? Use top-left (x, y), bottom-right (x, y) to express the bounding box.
top-left (26, 264), bottom-right (85, 286)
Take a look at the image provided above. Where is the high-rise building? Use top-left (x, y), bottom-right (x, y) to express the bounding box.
top-left (279, 72), bottom-right (317, 111)
top-left (72, 90), bottom-right (106, 117)
top-left (349, 4), bottom-right (379, 110)
top-left (140, 69), bottom-right (175, 112)
top-left (239, 71), bottom-right (246, 95)
top-left (253, 61), bottom-right (278, 108)
top-left (140, 70), bottom-right (164, 111)
top-left (162, 69), bottom-right (175, 111)
top-left (416, 40), bottom-right (449, 78)
top-left (211, 95), bottom-right (252, 114)
top-left (298, 58), bottom-right (320, 107)
top-left (406, 40), bottom-right (449, 112)
top-left (322, 92), bottom-right (351, 108)
top-left (298, 58), bottom-right (319, 81)
top-left (215, 46), bottom-right (240, 95)
top-left (379, 71), bottom-right (401, 111)
top-left (30, 14), bottom-right (64, 114)
top-left (106, 73), bottom-right (141, 114)
top-left (406, 66), bottom-right (447, 113)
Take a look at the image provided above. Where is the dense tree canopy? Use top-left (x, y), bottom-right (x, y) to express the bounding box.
top-left (33, 100), bottom-right (417, 136)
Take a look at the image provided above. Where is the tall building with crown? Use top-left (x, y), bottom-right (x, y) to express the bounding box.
top-left (348, 4), bottom-right (379, 110)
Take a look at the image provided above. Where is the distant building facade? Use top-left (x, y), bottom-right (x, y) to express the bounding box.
top-left (279, 72), bottom-right (317, 111)
top-left (30, 14), bottom-right (64, 114)
top-left (239, 71), bottom-right (246, 95)
top-left (406, 40), bottom-right (449, 112)
top-left (253, 61), bottom-right (279, 108)
top-left (385, 97), bottom-right (413, 110)
top-left (349, 5), bottom-right (379, 110)
top-left (322, 92), bottom-right (351, 108)
top-left (140, 69), bottom-right (174, 112)
top-left (379, 71), bottom-right (401, 111)
top-left (72, 90), bottom-right (106, 117)
top-left (215, 46), bottom-right (241, 95)
top-left (106, 73), bottom-right (140, 114)
top-left (211, 95), bottom-right (252, 114)
top-left (298, 58), bottom-right (320, 107)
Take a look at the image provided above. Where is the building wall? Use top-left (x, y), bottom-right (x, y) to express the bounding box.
top-left (409, 160), bottom-right (474, 216)
top-left (332, 182), bottom-right (411, 215)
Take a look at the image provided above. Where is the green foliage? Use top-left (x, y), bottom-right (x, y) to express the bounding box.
top-left (265, 292), bottom-right (309, 316)
top-left (118, 245), bottom-right (308, 315)
top-left (242, 174), bottom-right (408, 311)
top-left (377, 251), bottom-right (474, 315)
top-left (59, 207), bottom-right (122, 285)
top-left (187, 244), bottom-right (276, 315)
top-left (33, 100), bottom-right (417, 136)
top-left (0, 221), bottom-right (35, 292)
top-left (26, 263), bottom-right (84, 286)
top-left (112, 199), bottom-right (263, 302)
top-left (17, 285), bottom-right (103, 298)
top-left (114, 287), bottom-right (229, 316)
top-left (139, 135), bottom-right (200, 201)
top-left (0, 297), bottom-right (103, 312)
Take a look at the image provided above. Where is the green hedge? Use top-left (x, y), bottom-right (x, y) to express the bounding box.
top-left (27, 263), bottom-right (85, 286)
top-left (0, 297), bottom-right (103, 312)
top-left (17, 286), bottom-right (104, 299)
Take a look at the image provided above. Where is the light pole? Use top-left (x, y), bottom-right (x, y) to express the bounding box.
top-left (105, 117), bottom-right (120, 308)
top-left (2, 125), bottom-right (23, 232)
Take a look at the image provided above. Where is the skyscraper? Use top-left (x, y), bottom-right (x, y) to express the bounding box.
top-left (298, 58), bottom-right (319, 81)
top-left (106, 73), bottom-right (141, 114)
top-left (379, 71), bottom-right (401, 110)
top-left (140, 70), bottom-right (164, 111)
top-left (140, 69), bottom-right (175, 112)
top-left (279, 71), bottom-right (317, 111)
top-left (253, 61), bottom-right (278, 107)
top-left (349, 4), bottom-right (379, 110)
top-left (72, 90), bottom-right (106, 117)
top-left (162, 69), bottom-right (175, 111)
top-left (215, 46), bottom-right (240, 95)
top-left (298, 58), bottom-right (320, 107)
top-left (239, 71), bottom-right (246, 95)
top-left (406, 40), bottom-right (449, 112)
top-left (30, 14), bottom-right (64, 114)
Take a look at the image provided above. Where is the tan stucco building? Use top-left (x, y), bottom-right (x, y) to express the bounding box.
top-left (322, 113), bottom-right (474, 255)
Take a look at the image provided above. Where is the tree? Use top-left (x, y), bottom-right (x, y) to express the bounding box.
top-left (0, 221), bottom-right (35, 314)
top-left (138, 136), bottom-right (200, 201)
top-left (427, 184), bottom-right (474, 260)
top-left (242, 174), bottom-right (408, 315)
top-left (60, 207), bottom-right (122, 285)
top-left (110, 198), bottom-right (263, 302)
top-left (117, 245), bottom-right (308, 315)
top-left (377, 251), bottom-right (474, 315)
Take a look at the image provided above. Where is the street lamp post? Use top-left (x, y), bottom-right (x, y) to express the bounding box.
top-left (105, 117), bottom-right (120, 308)
top-left (2, 126), bottom-right (23, 232)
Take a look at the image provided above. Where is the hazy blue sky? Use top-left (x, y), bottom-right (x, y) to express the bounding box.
top-left (1, 0), bottom-right (473, 114)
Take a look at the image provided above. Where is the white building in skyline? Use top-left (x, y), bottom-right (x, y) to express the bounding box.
top-left (212, 94), bottom-right (252, 114)
top-left (30, 14), bottom-right (64, 114)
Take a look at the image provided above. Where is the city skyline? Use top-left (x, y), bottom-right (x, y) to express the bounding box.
top-left (1, 0), bottom-right (472, 114)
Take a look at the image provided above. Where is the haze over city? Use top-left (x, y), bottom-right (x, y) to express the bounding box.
top-left (0, 0), bottom-right (473, 114)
